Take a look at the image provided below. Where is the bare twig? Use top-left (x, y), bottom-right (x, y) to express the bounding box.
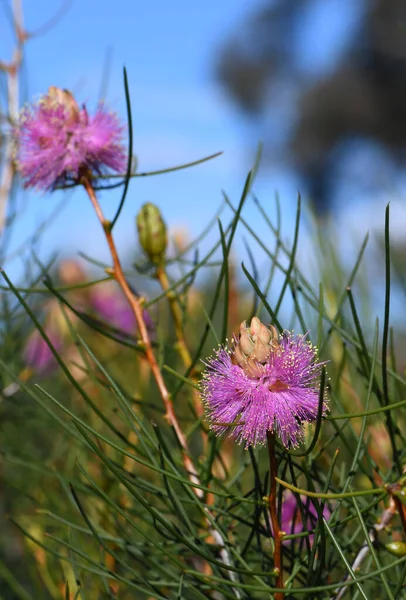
top-left (25, 0), bottom-right (72, 39)
top-left (0, 0), bottom-right (25, 236)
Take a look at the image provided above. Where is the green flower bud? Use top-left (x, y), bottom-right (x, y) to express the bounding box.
top-left (385, 541), bottom-right (406, 557)
top-left (136, 203), bottom-right (167, 264)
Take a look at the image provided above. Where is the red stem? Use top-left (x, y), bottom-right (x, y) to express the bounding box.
top-left (82, 176), bottom-right (200, 488)
top-left (267, 431), bottom-right (284, 598)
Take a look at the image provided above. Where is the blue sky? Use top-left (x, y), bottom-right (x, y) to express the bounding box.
top-left (4, 0), bottom-right (263, 271)
top-left (2, 0), bottom-right (405, 291)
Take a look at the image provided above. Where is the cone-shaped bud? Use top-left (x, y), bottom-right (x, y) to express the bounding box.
top-left (43, 86), bottom-right (80, 124)
top-left (233, 317), bottom-right (280, 377)
top-left (385, 541), bottom-right (406, 557)
top-left (136, 203), bottom-right (167, 264)
top-left (233, 345), bottom-right (247, 367)
top-left (239, 326), bottom-right (255, 356)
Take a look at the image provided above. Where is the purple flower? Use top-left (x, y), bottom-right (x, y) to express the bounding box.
top-left (280, 491), bottom-right (331, 544)
top-left (201, 322), bottom-right (327, 448)
top-left (15, 87), bottom-right (126, 191)
top-left (23, 329), bottom-right (62, 376)
top-left (90, 285), bottom-right (154, 337)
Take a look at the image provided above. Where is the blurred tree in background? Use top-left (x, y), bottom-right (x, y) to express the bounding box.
top-left (216, 0), bottom-right (406, 214)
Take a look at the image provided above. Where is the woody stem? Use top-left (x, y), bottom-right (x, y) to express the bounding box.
top-left (83, 175), bottom-right (241, 592)
top-left (155, 264), bottom-right (204, 421)
top-left (82, 175), bottom-right (200, 486)
top-left (155, 264), bottom-right (193, 368)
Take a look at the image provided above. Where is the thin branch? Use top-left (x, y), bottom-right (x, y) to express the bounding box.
top-left (267, 431), bottom-right (284, 598)
top-left (82, 175), bottom-right (240, 596)
top-left (0, 0), bottom-right (25, 235)
top-left (25, 0), bottom-right (72, 39)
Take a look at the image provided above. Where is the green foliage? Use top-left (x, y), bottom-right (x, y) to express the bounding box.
top-left (1, 151), bottom-right (406, 600)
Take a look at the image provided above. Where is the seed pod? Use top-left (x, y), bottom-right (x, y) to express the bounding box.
top-left (136, 203), bottom-right (167, 264)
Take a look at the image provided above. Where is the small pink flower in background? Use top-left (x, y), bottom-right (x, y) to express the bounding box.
top-left (280, 491), bottom-right (331, 544)
top-left (15, 86), bottom-right (126, 191)
top-left (90, 285), bottom-right (154, 337)
top-left (201, 318), bottom-right (327, 449)
top-left (22, 300), bottom-right (72, 377)
top-left (23, 328), bottom-right (62, 376)
top-left (56, 261), bottom-right (155, 340)
top-left (58, 259), bottom-right (87, 287)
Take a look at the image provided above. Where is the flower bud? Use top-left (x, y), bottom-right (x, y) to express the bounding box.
top-left (233, 345), bottom-right (247, 367)
top-left (239, 326), bottom-right (255, 356)
top-left (253, 338), bottom-right (272, 363)
top-left (136, 203), bottom-right (167, 264)
top-left (43, 86), bottom-right (80, 124)
top-left (385, 541), bottom-right (406, 557)
top-left (249, 316), bottom-right (272, 343)
top-left (233, 317), bottom-right (280, 377)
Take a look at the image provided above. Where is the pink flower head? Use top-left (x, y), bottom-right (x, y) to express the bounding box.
top-left (90, 285), bottom-right (154, 337)
top-left (23, 328), bottom-right (62, 376)
top-left (15, 87), bottom-right (126, 191)
top-left (201, 322), bottom-right (327, 449)
top-left (91, 287), bottom-right (136, 333)
top-left (280, 491), bottom-right (331, 544)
